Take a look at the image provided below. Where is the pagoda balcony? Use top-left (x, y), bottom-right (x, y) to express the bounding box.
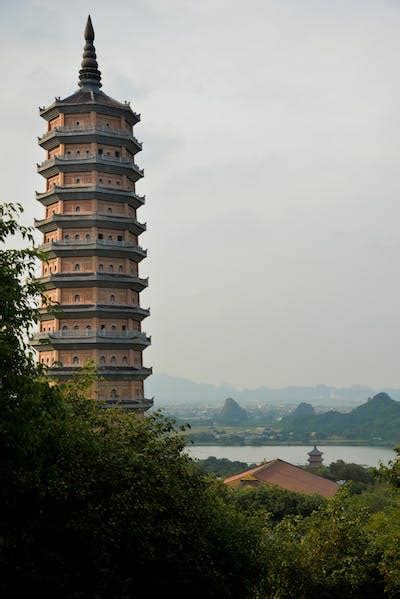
top-left (37, 154), bottom-right (144, 180)
top-left (34, 212), bottom-right (146, 236)
top-left (36, 186), bottom-right (145, 209)
top-left (37, 272), bottom-right (148, 291)
top-left (31, 329), bottom-right (151, 349)
top-left (39, 303), bottom-right (150, 321)
top-left (38, 125), bottom-right (142, 154)
top-left (45, 365), bottom-right (152, 381)
top-left (39, 238), bottom-right (147, 261)
top-left (102, 398), bottom-right (154, 410)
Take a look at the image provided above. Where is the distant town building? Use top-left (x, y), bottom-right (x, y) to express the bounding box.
top-left (224, 459), bottom-right (338, 498)
top-left (307, 445), bottom-right (324, 469)
top-left (31, 16), bottom-right (152, 411)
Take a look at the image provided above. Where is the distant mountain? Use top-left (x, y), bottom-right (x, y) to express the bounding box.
top-left (146, 373), bottom-right (400, 408)
top-left (292, 402), bottom-right (316, 417)
top-left (218, 398), bottom-right (248, 425)
top-left (280, 392), bottom-right (400, 443)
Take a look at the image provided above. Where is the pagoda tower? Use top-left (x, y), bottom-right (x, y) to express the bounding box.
top-left (31, 16), bottom-right (152, 411)
top-left (307, 446), bottom-right (323, 469)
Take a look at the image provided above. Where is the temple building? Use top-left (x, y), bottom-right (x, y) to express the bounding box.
top-left (31, 16), bottom-right (152, 412)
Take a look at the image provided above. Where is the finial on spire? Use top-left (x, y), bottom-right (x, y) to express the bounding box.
top-left (78, 15), bottom-right (102, 88)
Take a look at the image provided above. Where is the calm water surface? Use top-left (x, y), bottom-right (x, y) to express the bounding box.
top-left (186, 445), bottom-right (395, 467)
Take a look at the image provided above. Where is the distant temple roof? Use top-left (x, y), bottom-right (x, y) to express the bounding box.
top-left (308, 445), bottom-right (323, 457)
top-left (224, 459), bottom-right (338, 498)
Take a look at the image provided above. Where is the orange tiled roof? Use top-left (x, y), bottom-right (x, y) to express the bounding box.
top-left (224, 459), bottom-right (339, 498)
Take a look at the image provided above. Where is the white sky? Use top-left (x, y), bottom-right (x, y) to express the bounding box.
top-left (2, 0), bottom-right (400, 388)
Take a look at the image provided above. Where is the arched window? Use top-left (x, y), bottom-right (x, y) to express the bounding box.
top-left (99, 178), bottom-right (103, 183)
top-left (76, 178), bottom-right (80, 184)
top-left (108, 179), bottom-right (111, 184)
top-left (62, 325), bottom-right (68, 331)
top-left (86, 325), bottom-right (91, 331)
top-left (74, 263), bottom-right (80, 272)
top-left (44, 267), bottom-right (48, 274)
top-left (116, 181), bottom-right (120, 186)
top-left (110, 294), bottom-right (115, 304)
top-left (100, 356), bottom-right (105, 365)
top-left (111, 389), bottom-right (117, 399)
top-left (111, 356), bottom-right (116, 365)
top-left (75, 206), bottom-right (80, 213)
top-left (85, 233), bottom-right (90, 240)
top-left (74, 325), bottom-right (79, 331)
top-left (111, 325), bottom-right (116, 331)
top-left (108, 235), bottom-right (112, 241)
top-left (109, 265), bottom-right (113, 272)
top-left (122, 357), bottom-right (127, 365)
top-left (74, 294), bottom-right (80, 303)
top-left (107, 207), bottom-right (112, 213)
top-left (77, 150), bottom-right (80, 155)
top-left (76, 121), bottom-right (80, 126)
top-left (118, 265), bottom-right (123, 273)
top-left (72, 356), bottom-right (79, 365)
top-left (75, 234), bottom-right (80, 240)
top-left (98, 264), bottom-right (104, 272)
top-left (64, 234), bottom-right (70, 240)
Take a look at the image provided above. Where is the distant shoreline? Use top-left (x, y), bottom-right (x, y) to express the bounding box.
top-left (187, 441), bottom-right (396, 448)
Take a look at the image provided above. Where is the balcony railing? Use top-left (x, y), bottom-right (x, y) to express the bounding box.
top-left (45, 330), bottom-right (148, 339)
top-left (42, 238), bottom-right (145, 251)
top-left (39, 153), bottom-right (141, 167)
top-left (46, 125), bottom-right (135, 137)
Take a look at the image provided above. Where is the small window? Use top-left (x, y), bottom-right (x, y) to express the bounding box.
top-left (64, 234), bottom-right (70, 240)
top-left (107, 207), bottom-right (112, 213)
top-left (106, 123), bottom-right (110, 128)
top-left (75, 234), bottom-right (80, 240)
top-left (74, 264), bottom-right (80, 272)
top-left (77, 150), bottom-right (80, 155)
top-left (98, 233), bottom-right (104, 240)
top-left (121, 325), bottom-right (126, 331)
top-left (111, 357), bottom-right (116, 365)
top-left (100, 356), bottom-right (105, 365)
top-left (115, 151), bottom-right (120, 158)
top-left (122, 357), bottom-right (127, 365)
top-left (98, 148), bottom-right (103, 155)
top-left (117, 235), bottom-right (123, 242)
top-left (100, 324), bottom-right (105, 330)
top-left (75, 206), bottom-right (80, 212)
top-left (76, 178), bottom-right (80, 184)
top-left (116, 181), bottom-right (120, 186)
top-left (99, 178), bottom-right (103, 183)
top-left (107, 152), bottom-right (110, 156)
top-left (76, 121), bottom-right (80, 126)
top-left (86, 150), bottom-right (90, 155)
top-left (62, 325), bottom-right (68, 331)
top-left (109, 265), bottom-right (113, 272)
top-left (108, 235), bottom-right (112, 241)
top-left (74, 325), bottom-right (79, 331)
top-left (108, 179), bottom-right (111, 184)
top-left (99, 264), bottom-right (104, 271)
top-left (74, 294), bottom-right (80, 303)
top-left (118, 265), bottom-right (123, 273)
top-left (110, 294), bottom-right (115, 304)
top-left (73, 356), bottom-right (79, 365)
top-left (111, 325), bottom-right (116, 331)
top-left (67, 150), bottom-right (71, 155)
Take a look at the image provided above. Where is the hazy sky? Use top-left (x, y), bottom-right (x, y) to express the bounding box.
top-left (2, 0), bottom-right (400, 389)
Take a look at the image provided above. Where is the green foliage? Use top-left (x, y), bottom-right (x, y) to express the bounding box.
top-left (229, 484), bottom-right (325, 523)
top-left (198, 456), bottom-right (253, 477)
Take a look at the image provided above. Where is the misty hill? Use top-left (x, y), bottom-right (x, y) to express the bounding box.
top-left (146, 373), bottom-right (400, 407)
top-left (280, 392), bottom-right (400, 443)
top-left (218, 398), bottom-right (248, 425)
top-left (292, 402), bottom-right (316, 417)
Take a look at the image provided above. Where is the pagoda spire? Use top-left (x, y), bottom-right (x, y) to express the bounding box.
top-left (78, 15), bottom-right (102, 88)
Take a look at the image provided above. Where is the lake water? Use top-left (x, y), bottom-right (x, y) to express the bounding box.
top-left (186, 445), bottom-right (396, 467)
